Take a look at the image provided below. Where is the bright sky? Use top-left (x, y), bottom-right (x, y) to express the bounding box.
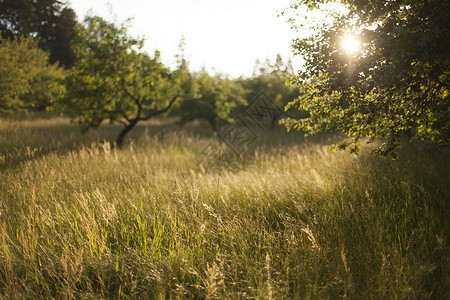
top-left (68, 0), bottom-right (299, 78)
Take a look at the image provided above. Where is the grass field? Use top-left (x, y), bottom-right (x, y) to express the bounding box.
top-left (0, 117), bottom-right (449, 299)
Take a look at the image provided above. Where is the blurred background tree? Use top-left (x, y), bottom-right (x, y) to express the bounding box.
top-left (173, 55), bottom-right (301, 132)
top-left (0, 0), bottom-right (77, 68)
top-left (284, 0), bottom-right (450, 156)
top-left (244, 54), bottom-right (301, 128)
top-left (173, 71), bottom-right (247, 132)
top-left (0, 34), bottom-right (65, 114)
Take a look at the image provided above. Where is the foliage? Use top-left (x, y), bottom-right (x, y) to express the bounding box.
top-left (244, 54), bottom-right (300, 128)
top-left (0, 0), bottom-right (77, 67)
top-left (174, 55), bottom-right (299, 132)
top-left (284, 0), bottom-right (450, 156)
top-left (174, 72), bottom-right (246, 131)
top-left (50, 6), bottom-right (77, 67)
top-left (60, 16), bottom-right (186, 146)
top-left (0, 34), bottom-right (65, 114)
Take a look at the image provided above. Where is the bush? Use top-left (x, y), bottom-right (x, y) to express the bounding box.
top-left (0, 34), bottom-right (65, 115)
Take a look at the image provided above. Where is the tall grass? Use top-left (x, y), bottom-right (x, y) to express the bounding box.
top-left (0, 117), bottom-right (448, 298)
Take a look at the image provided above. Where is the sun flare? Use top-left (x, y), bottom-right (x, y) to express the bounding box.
top-left (341, 35), bottom-right (360, 54)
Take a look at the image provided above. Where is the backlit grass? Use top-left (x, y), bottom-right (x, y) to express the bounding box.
top-left (0, 117), bottom-right (448, 298)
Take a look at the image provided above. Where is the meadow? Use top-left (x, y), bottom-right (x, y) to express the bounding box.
top-left (0, 117), bottom-right (448, 299)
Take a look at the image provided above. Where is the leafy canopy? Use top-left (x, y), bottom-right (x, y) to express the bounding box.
top-left (60, 16), bottom-right (185, 146)
top-left (284, 0), bottom-right (450, 156)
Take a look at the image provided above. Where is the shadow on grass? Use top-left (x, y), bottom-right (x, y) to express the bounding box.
top-left (1, 118), bottom-right (308, 170)
top-left (0, 117), bottom-right (218, 170)
top-left (1, 116), bottom-right (447, 174)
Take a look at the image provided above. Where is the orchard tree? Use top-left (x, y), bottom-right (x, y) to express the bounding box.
top-left (283, 0), bottom-right (450, 156)
top-left (0, 34), bottom-right (65, 114)
top-left (60, 16), bottom-right (185, 146)
top-left (174, 72), bottom-right (246, 132)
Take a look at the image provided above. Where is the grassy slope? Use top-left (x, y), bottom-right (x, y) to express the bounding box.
top-left (0, 117), bottom-right (448, 299)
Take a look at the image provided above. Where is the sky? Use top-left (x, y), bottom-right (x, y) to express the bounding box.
top-left (68, 0), bottom-right (300, 78)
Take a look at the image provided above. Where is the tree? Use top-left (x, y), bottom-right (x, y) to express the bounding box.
top-left (50, 7), bottom-right (77, 67)
top-left (59, 16), bottom-right (185, 146)
top-left (174, 72), bottom-right (246, 132)
top-left (253, 54), bottom-right (294, 77)
top-left (247, 55), bottom-right (299, 128)
top-left (0, 34), bottom-right (65, 114)
top-left (0, 0), bottom-right (38, 38)
top-left (284, 0), bottom-right (450, 156)
top-left (0, 0), bottom-right (77, 68)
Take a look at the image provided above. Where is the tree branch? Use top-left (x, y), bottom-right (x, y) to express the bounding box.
top-left (139, 94), bottom-right (179, 121)
top-left (103, 108), bottom-right (131, 122)
top-left (120, 80), bottom-right (143, 118)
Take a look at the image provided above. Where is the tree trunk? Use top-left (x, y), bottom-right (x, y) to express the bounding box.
top-left (209, 118), bottom-right (217, 133)
top-left (116, 120), bottom-right (138, 147)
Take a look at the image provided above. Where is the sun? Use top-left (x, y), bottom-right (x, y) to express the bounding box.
top-left (341, 35), bottom-right (360, 54)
